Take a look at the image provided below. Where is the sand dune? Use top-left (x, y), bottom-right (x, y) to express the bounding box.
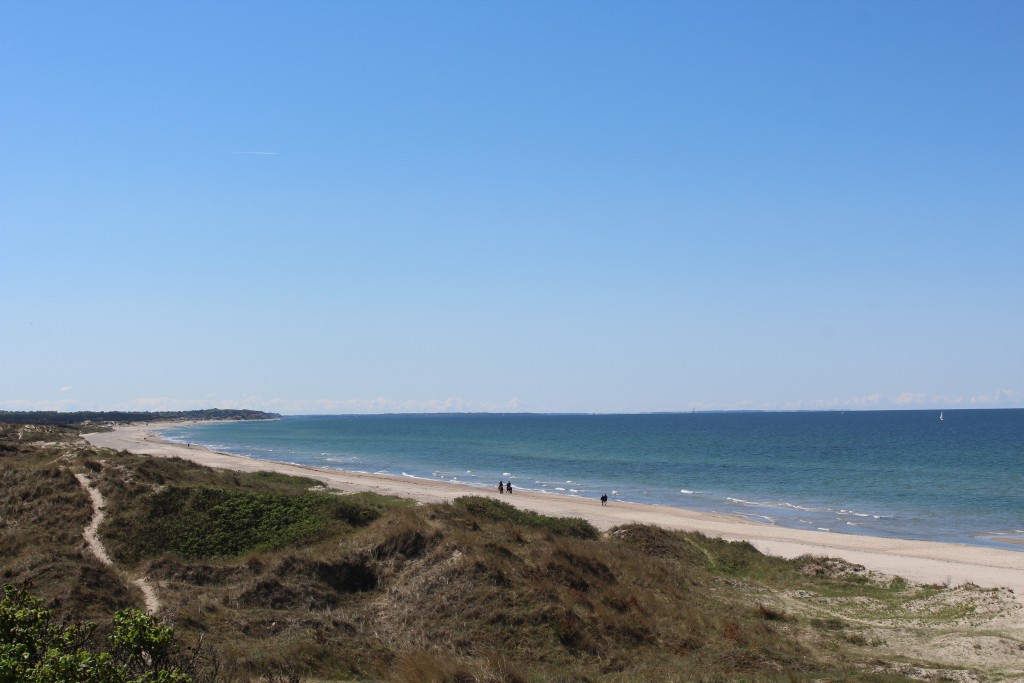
top-left (83, 423), bottom-right (1024, 595)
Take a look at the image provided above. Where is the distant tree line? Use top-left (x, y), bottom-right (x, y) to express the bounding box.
top-left (0, 409), bottom-right (280, 426)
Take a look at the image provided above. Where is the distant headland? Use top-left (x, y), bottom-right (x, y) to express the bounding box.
top-left (0, 408), bottom-right (280, 426)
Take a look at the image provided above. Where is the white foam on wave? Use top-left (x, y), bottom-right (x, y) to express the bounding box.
top-left (726, 497), bottom-right (891, 526)
top-left (401, 471), bottom-right (443, 482)
top-left (728, 497), bottom-right (781, 508)
top-left (838, 509), bottom-right (875, 518)
top-left (729, 497), bottom-right (809, 511)
top-left (679, 489), bottom-right (695, 494)
top-left (748, 514), bottom-right (775, 524)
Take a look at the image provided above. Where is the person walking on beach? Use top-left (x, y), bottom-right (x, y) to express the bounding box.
top-left (498, 481), bottom-right (504, 494)
top-left (506, 481), bottom-right (513, 494)
top-left (600, 494), bottom-right (608, 506)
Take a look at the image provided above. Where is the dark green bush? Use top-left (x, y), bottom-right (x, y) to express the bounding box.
top-left (121, 487), bottom-right (344, 561)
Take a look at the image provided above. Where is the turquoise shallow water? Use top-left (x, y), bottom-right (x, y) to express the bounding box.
top-left (158, 410), bottom-right (1024, 550)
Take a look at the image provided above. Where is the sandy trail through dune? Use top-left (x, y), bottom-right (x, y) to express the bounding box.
top-left (75, 472), bottom-right (161, 614)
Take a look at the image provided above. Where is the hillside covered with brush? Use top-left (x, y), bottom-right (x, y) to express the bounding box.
top-left (3, 423), bottom-right (1022, 682)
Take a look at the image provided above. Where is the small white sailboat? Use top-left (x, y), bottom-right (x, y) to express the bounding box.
top-left (939, 411), bottom-right (944, 421)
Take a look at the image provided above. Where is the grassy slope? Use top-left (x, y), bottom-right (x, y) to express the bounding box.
top-left (3, 426), bottom-right (1021, 682)
top-left (0, 424), bottom-right (136, 622)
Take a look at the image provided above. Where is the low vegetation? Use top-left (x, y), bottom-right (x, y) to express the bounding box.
top-left (0, 584), bottom-right (213, 683)
top-left (105, 484), bottom-right (401, 565)
top-left (2, 423), bottom-right (1022, 682)
top-left (0, 409), bottom-right (279, 427)
top-left (452, 495), bottom-right (600, 539)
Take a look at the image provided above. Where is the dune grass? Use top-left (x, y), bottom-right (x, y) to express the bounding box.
top-left (6, 425), bottom-right (998, 681)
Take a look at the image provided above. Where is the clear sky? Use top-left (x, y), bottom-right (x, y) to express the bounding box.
top-left (2, 0), bottom-right (1022, 414)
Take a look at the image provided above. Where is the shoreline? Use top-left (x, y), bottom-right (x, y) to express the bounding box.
top-left (83, 422), bottom-right (1024, 594)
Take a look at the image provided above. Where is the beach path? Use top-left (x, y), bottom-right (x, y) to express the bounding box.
top-left (75, 472), bottom-right (161, 614)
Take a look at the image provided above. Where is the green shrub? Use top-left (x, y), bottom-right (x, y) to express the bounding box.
top-left (110, 485), bottom-right (415, 564)
top-left (0, 584), bottom-right (196, 683)
top-left (118, 487), bottom-right (340, 562)
top-left (454, 496), bottom-right (599, 539)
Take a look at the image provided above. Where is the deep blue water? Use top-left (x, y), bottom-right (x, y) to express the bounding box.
top-left (158, 410), bottom-right (1024, 550)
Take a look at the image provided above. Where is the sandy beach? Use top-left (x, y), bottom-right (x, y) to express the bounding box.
top-left (84, 422), bottom-right (1024, 595)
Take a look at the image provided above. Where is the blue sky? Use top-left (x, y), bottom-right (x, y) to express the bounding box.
top-left (2, 0), bottom-right (1022, 414)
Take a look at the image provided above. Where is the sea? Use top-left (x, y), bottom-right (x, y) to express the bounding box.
top-left (157, 410), bottom-right (1024, 551)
